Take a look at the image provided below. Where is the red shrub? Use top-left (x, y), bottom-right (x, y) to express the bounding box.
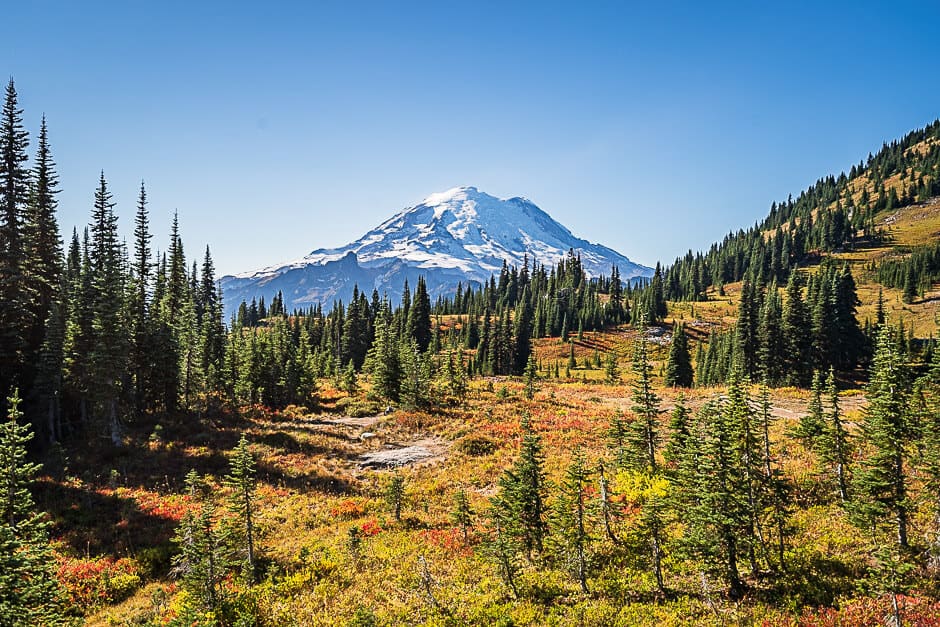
top-left (57, 555), bottom-right (140, 606)
top-left (360, 518), bottom-right (383, 536)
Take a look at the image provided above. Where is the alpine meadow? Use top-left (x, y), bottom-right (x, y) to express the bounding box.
top-left (5, 4), bottom-right (940, 626)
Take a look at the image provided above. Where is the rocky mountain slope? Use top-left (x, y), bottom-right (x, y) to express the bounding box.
top-left (221, 186), bottom-right (651, 313)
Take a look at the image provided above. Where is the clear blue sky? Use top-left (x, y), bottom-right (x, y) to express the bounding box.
top-left (3, 1), bottom-right (939, 275)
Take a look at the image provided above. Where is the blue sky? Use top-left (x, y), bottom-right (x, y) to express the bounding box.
top-left (3, 1), bottom-right (940, 275)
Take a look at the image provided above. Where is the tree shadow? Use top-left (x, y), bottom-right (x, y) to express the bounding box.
top-left (255, 459), bottom-right (356, 495)
top-left (254, 430), bottom-right (360, 461)
top-left (35, 479), bottom-right (179, 557)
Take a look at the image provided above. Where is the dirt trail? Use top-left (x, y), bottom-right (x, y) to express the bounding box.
top-left (356, 437), bottom-right (448, 470)
top-left (304, 413), bottom-right (450, 471)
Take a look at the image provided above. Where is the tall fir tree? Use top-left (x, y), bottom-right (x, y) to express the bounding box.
top-left (224, 434), bottom-right (258, 583)
top-left (757, 285), bottom-right (785, 385)
top-left (129, 181), bottom-right (152, 415)
top-left (818, 368), bottom-right (851, 503)
top-left (63, 229), bottom-right (95, 425)
top-left (664, 322), bottom-right (693, 387)
top-left (782, 273), bottom-right (811, 386)
top-left (628, 319), bottom-right (661, 472)
top-left (198, 246), bottom-right (225, 400)
top-left (512, 287), bottom-right (534, 375)
top-left (88, 173), bottom-right (127, 444)
top-left (406, 276), bottom-right (432, 352)
top-left (0, 79), bottom-right (32, 402)
top-left (365, 306), bottom-right (400, 403)
top-left (684, 396), bottom-right (749, 599)
top-left (663, 393), bottom-right (691, 468)
top-left (23, 116), bottom-right (62, 394)
top-left (852, 325), bottom-right (913, 550)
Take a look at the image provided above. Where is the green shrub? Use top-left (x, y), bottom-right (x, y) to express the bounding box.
top-left (456, 434), bottom-right (498, 457)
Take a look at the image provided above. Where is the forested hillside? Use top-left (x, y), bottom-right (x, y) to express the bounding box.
top-left (6, 79), bottom-right (940, 624)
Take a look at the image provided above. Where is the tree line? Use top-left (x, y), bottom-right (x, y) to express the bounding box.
top-left (656, 119), bottom-right (940, 304)
top-left (0, 80), bottom-right (228, 447)
top-left (696, 261), bottom-right (868, 387)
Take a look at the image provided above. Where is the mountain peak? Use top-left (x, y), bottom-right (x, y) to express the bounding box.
top-left (422, 185), bottom-right (479, 202)
top-left (222, 187), bottom-right (651, 313)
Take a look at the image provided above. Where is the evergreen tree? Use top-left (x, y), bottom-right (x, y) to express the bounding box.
top-left (523, 354), bottom-right (538, 400)
top-left (628, 320), bottom-right (661, 472)
top-left (88, 173), bottom-right (127, 445)
top-left (23, 116), bottom-right (62, 392)
top-left (198, 246), bottom-right (225, 400)
top-left (688, 402), bottom-right (746, 598)
top-left (497, 415), bottom-right (549, 559)
top-left (172, 470), bottom-right (231, 614)
top-left (758, 383), bottom-right (790, 571)
top-left (385, 473), bottom-right (406, 522)
top-left (165, 212), bottom-right (188, 320)
top-left (782, 274), bottom-right (811, 386)
top-left (607, 411), bottom-right (631, 470)
top-left (727, 366), bottom-right (767, 575)
top-left (663, 393), bottom-right (690, 468)
top-left (832, 264), bottom-right (866, 370)
top-left (406, 276), bottom-right (432, 352)
top-left (757, 285), bottom-right (785, 385)
top-left (512, 288), bottom-right (534, 375)
top-left (129, 182), bottom-right (152, 415)
top-left (916, 345), bottom-right (940, 570)
top-left (875, 287), bottom-right (886, 328)
top-left (797, 370), bottom-right (826, 442)
top-left (341, 288), bottom-right (371, 370)
top-left (63, 229), bottom-right (95, 425)
top-left (734, 279), bottom-right (760, 378)
top-left (0, 79), bottom-right (32, 402)
top-left (549, 448), bottom-right (592, 593)
top-left (451, 489), bottom-right (474, 543)
top-left (341, 360), bottom-right (358, 395)
top-left (664, 322), bottom-right (693, 387)
top-left (364, 307), bottom-right (400, 403)
top-left (224, 434), bottom-right (258, 583)
top-left (399, 338), bottom-right (431, 410)
top-left (810, 274), bottom-right (836, 372)
top-left (0, 390), bottom-right (67, 624)
top-left (852, 325), bottom-right (913, 549)
top-left (34, 292), bottom-right (66, 444)
top-left (603, 351), bottom-right (621, 386)
top-left (818, 368), bottom-right (850, 503)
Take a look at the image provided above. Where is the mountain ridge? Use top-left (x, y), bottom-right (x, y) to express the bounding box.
top-left (221, 186), bottom-right (651, 313)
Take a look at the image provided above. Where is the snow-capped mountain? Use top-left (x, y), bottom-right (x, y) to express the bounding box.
top-left (220, 186), bottom-right (652, 315)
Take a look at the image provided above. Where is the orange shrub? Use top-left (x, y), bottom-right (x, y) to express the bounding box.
top-left (330, 498), bottom-right (366, 519)
top-left (419, 527), bottom-right (473, 557)
top-left (57, 555), bottom-right (141, 607)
